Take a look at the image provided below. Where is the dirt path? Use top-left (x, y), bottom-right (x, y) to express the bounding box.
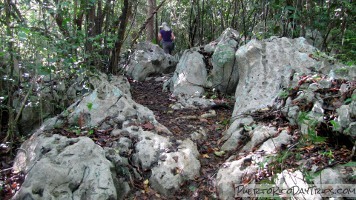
top-left (129, 77), bottom-right (235, 199)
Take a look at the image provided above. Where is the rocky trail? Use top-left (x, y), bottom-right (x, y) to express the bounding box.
top-left (1, 32), bottom-right (355, 199)
top-left (2, 75), bottom-right (353, 200)
top-left (129, 77), bottom-right (235, 199)
top-left (0, 75), bottom-right (236, 200)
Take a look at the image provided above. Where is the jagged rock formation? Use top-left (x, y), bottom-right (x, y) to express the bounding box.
top-left (12, 73), bottom-right (200, 199)
top-left (11, 29), bottom-right (355, 199)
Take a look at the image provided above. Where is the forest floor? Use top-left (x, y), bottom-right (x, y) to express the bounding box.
top-left (129, 77), bottom-right (235, 199)
top-left (0, 75), bottom-right (354, 199)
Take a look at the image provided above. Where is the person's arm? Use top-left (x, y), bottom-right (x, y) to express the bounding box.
top-left (171, 32), bottom-right (175, 41)
top-left (158, 32), bottom-right (163, 41)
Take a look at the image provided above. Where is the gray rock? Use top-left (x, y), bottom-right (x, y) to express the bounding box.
top-left (305, 29), bottom-right (323, 50)
top-left (125, 42), bottom-right (178, 81)
top-left (231, 37), bottom-right (317, 132)
top-left (200, 110), bottom-right (216, 118)
top-left (345, 122), bottom-right (356, 139)
top-left (133, 131), bottom-right (170, 170)
top-left (190, 127), bottom-right (208, 141)
top-left (350, 100), bottom-right (356, 119)
top-left (170, 95), bottom-right (215, 109)
top-left (336, 105), bottom-right (351, 129)
top-left (258, 130), bottom-right (292, 153)
top-left (275, 170), bottom-right (322, 200)
top-left (150, 139), bottom-right (200, 197)
top-left (221, 127), bottom-right (244, 151)
top-left (12, 134), bottom-right (119, 200)
top-left (66, 78), bottom-right (156, 128)
top-left (216, 156), bottom-right (258, 200)
top-left (311, 101), bottom-right (324, 115)
top-left (300, 111), bottom-right (324, 135)
top-left (240, 125), bottom-right (277, 153)
top-left (210, 28), bottom-right (240, 94)
top-left (221, 117), bottom-right (254, 151)
top-left (169, 50), bottom-right (207, 96)
top-left (287, 106), bottom-right (300, 126)
top-left (319, 79), bottom-right (331, 89)
top-left (330, 65), bottom-right (356, 80)
top-left (313, 166), bottom-right (355, 199)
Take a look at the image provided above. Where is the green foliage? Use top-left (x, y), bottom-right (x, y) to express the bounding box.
top-left (307, 126), bottom-right (327, 144)
top-left (344, 94), bottom-right (356, 104)
top-left (88, 129), bottom-right (94, 136)
top-left (298, 111), bottom-right (327, 143)
top-left (219, 118), bottom-right (230, 126)
top-left (87, 102), bottom-right (93, 111)
top-left (342, 161), bottom-right (356, 167)
top-left (74, 128), bottom-right (81, 135)
top-left (278, 88), bottom-right (292, 99)
top-left (330, 120), bottom-right (341, 131)
top-left (303, 170), bottom-right (322, 184)
top-left (321, 149), bottom-right (335, 165)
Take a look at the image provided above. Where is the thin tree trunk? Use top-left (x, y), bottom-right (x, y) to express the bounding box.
top-left (131, 0), bottom-right (166, 45)
top-left (188, 1), bottom-right (195, 47)
top-left (108, 0), bottom-right (132, 74)
top-left (240, 0), bottom-right (247, 43)
top-left (4, 0), bottom-right (15, 142)
top-left (146, 0), bottom-right (156, 42)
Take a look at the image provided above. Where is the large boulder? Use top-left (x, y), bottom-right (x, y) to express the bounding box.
top-left (65, 74), bottom-right (156, 129)
top-left (232, 37), bottom-right (317, 117)
top-left (168, 49), bottom-right (208, 96)
top-left (209, 28), bottom-right (240, 94)
top-left (165, 28), bottom-right (242, 107)
top-left (125, 42), bottom-right (178, 81)
top-left (12, 134), bottom-right (120, 200)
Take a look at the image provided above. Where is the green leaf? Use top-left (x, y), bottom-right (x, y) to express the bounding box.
top-left (87, 102), bottom-right (93, 111)
top-left (330, 120), bottom-right (341, 131)
top-left (342, 162), bottom-right (356, 167)
top-left (18, 31), bottom-right (27, 41)
top-left (285, 6), bottom-right (296, 11)
top-left (188, 185), bottom-right (197, 192)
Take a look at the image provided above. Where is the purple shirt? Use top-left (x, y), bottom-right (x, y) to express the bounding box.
top-left (160, 30), bottom-right (173, 42)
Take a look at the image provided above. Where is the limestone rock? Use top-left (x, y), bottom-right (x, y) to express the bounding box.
top-left (125, 42), bottom-right (178, 81)
top-left (169, 50), bottom-right (207, 96)
top-left (66, 79), bottom-right (155, 129)
top-left (275, 170), bottom-right (322, 200)
top-left (233, 37), bottom-right (317, 118)
top-left (216, 156), bottom-right (259, 200)
top-left (210, 28), bottom-right (240, 94)
top-left (12, 134), bottom-right (120, 200)
top-left (258, 130), bottom-right (292, 153)
top-left (150, 139), bottom-right (200, 197)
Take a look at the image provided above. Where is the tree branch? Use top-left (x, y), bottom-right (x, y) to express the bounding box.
top-left (131, 0), bottom-right (167, 45)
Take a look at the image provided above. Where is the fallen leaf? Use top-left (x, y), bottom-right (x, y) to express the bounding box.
top-left (142, 122), bottom-right (154, 130)
top-left (214, 151), bottom-right (225, 157)
top-left (143, 179), bottom-right (149, 185)
top-left (202, 154), bottom-right (210, 158)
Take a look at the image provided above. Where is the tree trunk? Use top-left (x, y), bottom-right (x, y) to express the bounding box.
top-left (146, 0), bottom-right (156, 42)
top-left (4, 0), bottom-right (15, 142)
top-left (108, 0), bottom-right (131, 74)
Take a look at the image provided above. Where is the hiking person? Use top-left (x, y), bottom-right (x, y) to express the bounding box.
top-left (158, 22), bottom-right (175, 54)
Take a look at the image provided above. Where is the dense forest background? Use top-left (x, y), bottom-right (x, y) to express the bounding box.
top-left (0, 0), bottom-right (355, 142)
